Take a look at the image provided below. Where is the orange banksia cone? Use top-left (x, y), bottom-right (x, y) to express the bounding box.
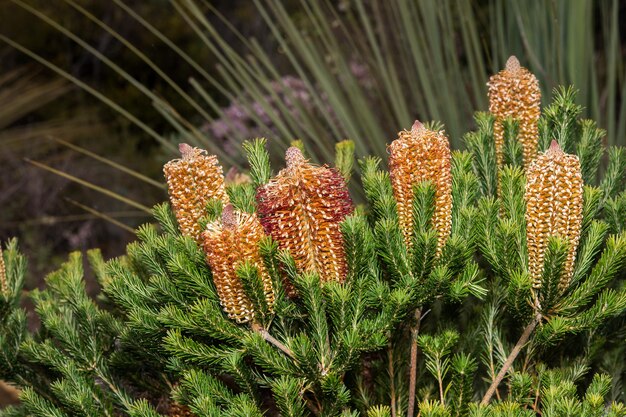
top-left (202, 205), bottom-right (274, 323)
top-left (389, 121), bottom-right (452, 252)
top-left (164, 144), bottom-right (229, 244)
top-left (525, 140), bottom-right (583, 292)
top-left (256, 147), bottom-right (353, 284)
top-left (488, 56), bottom-right (541, 168)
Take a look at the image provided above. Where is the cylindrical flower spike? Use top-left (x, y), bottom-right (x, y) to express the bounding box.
top-left (202, 204), bottom-right (275, 323)
top-left (488, 56), bottom-right (541, 168)
top-left (256, 147), bottom-right (354, 284)
top-left (0, 245), bottom-right (7, 296)
top-left (389, 121), bottom-right (453, 252)
top-left (164, 144), bottom-right (229, 244)
top-left (525, 140), bottom-right (583, 292)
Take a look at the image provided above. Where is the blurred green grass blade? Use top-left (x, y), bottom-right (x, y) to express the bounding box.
top-left (64, 198), bottom-right (136, 233)
top-left (0, 34), bottom-right (175, 153)
top-left (26, 158), bottom-right (152, 213)
top-left (53, 138), bottom-right (166, 190)
top-left (62, 0), bottom-right (215, 126)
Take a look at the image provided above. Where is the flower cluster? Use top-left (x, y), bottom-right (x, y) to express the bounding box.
top-left (256, 147), bottom-right (354, 284)
top-left (163, 143), bottom-right (229, 244)
top-left (488, 55), bottom-right (541, 168)
top-left (161, 58), bottom-right (588, 327)
top-left (202, 204), bottom-right (274, 323)
top-left (388, 121), bottom-right (452, 252)
top-left (525, 140), bottom-right (583, 293)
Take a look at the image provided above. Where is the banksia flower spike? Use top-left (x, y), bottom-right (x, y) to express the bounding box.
top-left (164, 143), bottom-right (229, 244)
top-left (389, 121), bottom-right (453, 252)
top-left (256, 147), bottom-right (354, 284)
top-left (488, 56), bottom-right (541, 168)
top-left (525, 140), bottom-right (583, 293)
top-left (202, 204), bottom-right (275, 323)
top-left (0, 245), bottom-right (7, 296)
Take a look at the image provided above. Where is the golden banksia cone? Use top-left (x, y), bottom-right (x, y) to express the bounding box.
top-left (389, 121), bottom-right (452, 252)
top-left (202, 204), bottom-right (275, 323)
top-left (256, 147), bottom-right (353, 284)
top-left (525, 140), bottom-right (583, 292)
top-left (163, 144), bottom-right (229, 244)
top-left (488, 56), bottom-right (541, 168)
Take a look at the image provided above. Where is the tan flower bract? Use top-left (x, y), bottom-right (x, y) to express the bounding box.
top-left (163, 143), bottom-right (229, 244)
top-left (388, 121), bottom-right (453, 252)
top-left (0, 246), bottom-right (7, 296)
top-left (488, 56), bottom-right (541, 168)
top-left (256, 147), bottom-right (353, 286)
top-left (202, 205), bottom-right (274, 323)
top-left (525, 140), bottom-right (583, 293)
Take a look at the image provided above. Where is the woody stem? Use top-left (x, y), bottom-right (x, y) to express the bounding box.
top-left (480, 312), bottom-right (542, 405)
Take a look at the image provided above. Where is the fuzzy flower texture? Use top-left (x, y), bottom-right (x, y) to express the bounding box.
top-left (256, 147), bottom-right (354, 286)
top-left (488, 56), bottom-right (541, 168)
top-left (389, 121), bottom-right (452, 252)
top-left (525, 140), bottom-right (583, 295)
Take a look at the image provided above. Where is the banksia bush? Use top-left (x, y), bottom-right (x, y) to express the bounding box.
top-left (202, 204), bottom-right (274, 323)
top-left (388, 120), bottom-right (452, 251)
top-left (2, 58), bottom-right (626, 417)
top-left (525, 140), bottom-right (583, 293)
top-left (163, 143), bottom-right (229, 244)
top-left (256, 147), bottom-right (353, 284)
top-left (488, 55), bottom-right (541, 168)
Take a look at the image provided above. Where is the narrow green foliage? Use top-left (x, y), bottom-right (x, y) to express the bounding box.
top-left (506, 271), bottom-right (534, 321)
top-left (204, 198), bottom-right (224, 223)
top-left (570, 220), bottom-right (610, 288)
top-left (605, 192), bottom-right (626, 234)
top-left (374, 218), bottom-right (411, 282)
top-left (541, 86), bottom-right (582, 153)
top-left (152, 202), bottom-right (179, 236)
top-left (559, 233), bottom-right (626, 314)
top-left (360, 157), bottom-right (398, 222)
top-left (367, 405), bottom-right (391, 417)
top-left (581, 186), bottom-right (604, 236)
top-left (418, 330), bottom-right (460, 403)
top-left (412, 181), bottom-right (436, 235)
top-left (236, 261), bottom-right (272, 325)
top-left (419, 400), bottom-right (451, 417)
top-left (335, 139), bottom-right (356, 182)
top-left (508, 372), bottom-right (534, 407)
top-left (501, 118), bottom-right (523, 167)
top-left (498, 166), bottom-right (526, 226)
top-left (270, 376), bottom-right (309, 417)
top-left (226, 183), bottom-right (256, 213)
top-left (341, 214), bottom-right (378, 286)
top-left (448, 354), bottom-right (478, 417)
top-left (451, 151), bottom-right (479, 225)
top-left (465, 113), bottom-right (497, 197)
top-left (243, 138), bottom-right (272, 188)
top-left (600, 147), bottom-right (626, 201)
top-left (577, 120), bottom-right (605, 185)
top-left (537, 236), bottom-right (570, 312)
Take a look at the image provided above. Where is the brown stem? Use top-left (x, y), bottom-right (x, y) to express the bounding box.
top-left (406, 308), bottom-right (423, 417)
top-left (251, 322), bottom-right (295, 359)
top-left (388, 342), bottom-right (397, 417)
top-left (480, 312), bottom-right (542, 405)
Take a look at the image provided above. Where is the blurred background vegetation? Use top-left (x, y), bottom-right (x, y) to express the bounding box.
top-left (0, 0), bottom-right (624, 360)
